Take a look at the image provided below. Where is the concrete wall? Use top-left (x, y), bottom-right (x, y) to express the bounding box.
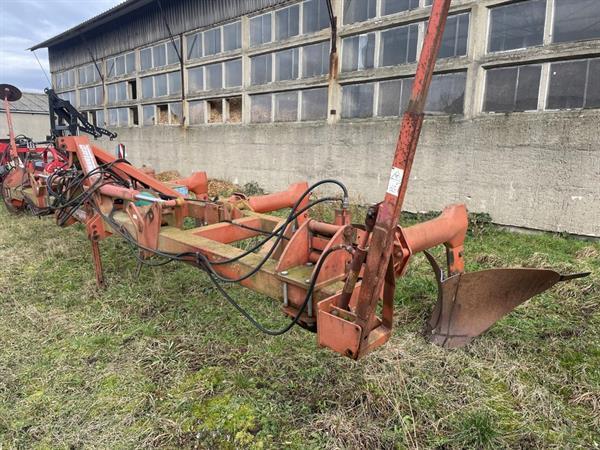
top-left (0, 113), bottom-right (50, 142)
top-left (107, 110), bottom-right (600, 237)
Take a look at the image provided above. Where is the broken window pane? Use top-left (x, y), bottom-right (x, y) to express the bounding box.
top-left (141, 48), bottom-right (152, 70)
top-left (225, 59), bottom-right (242, 88)
top-left (141, 77), bottom-right (153, 99)
top-left (250, 13), bottom-right (272, 47)
top-left (488, 0), bottom-right (545, 52)
top-left (484, 65), bottom-right (541, 112)
top-left (251, 94), bottom-right (272, 123)
top-left (226, 97), bottom-right (242, 123)
top-left (157, 105), bottom-right (169, 124)
top-left (301, 87), bottom-right (328, 121)
top-left (377, 78), bottom-right (412, 117)
top-left (274, 91), bottom-right (299, 122)
top-left (167, 39), bottom-right (181, 64)
top-left (342, 33), bottom-right (375, 72)
top-left (382, 0), bottom-right (419, 16)
top-left (425, 72), bottom-right (466, 114)
top-left (343, 0), bottom-right (376, 25)
top-left (206, 63), bottom-right (223, 90)
top-left (547, 59), bottom-right (588, 110)
top-left (153, 44), bottom-right (166, 67)
top-left (303, 0), bottom-right (329, 34)
top-left (188, 67), bottom-right (204, 93)
top-left (168, 72), bottom-right (181, 95)
top-left (154, 74), bottom-right (168, 97)
top-left (554, 0), bottom-right (600, 43)
top-left (187, 33), bottom-right (202, 60)
top-left (126, 52), bottom-right (136, 73)
top-left (208, 100), bottom-right (223, 123)
top-left (380, 23), bottom-right (418, 67)
top-left (342, 83), bottom-right (374, 118)
top-left (204, 28), bottom-right (222, 56)
top-left (223, 21), bottom-right (242, 51)
top-left (276, 5), bottom-right (300, 41)
top-left (189, 100), bottom-right (205, 125)
top-left (302, 41), bottom-right (329, 78)
top-left (169, 103), bottom-right (182, 124)
top-left (275, 48), bottom-right (299, 81)
top-left (251, 54), bottom-right (272, 85)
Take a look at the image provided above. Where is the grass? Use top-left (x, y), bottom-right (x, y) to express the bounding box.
top-left (0, 201), bottom-right (598, 449)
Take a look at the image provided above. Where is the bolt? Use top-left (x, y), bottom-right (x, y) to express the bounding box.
top-left (305, 279), bottom-right (311, 284)
top-left (280, 271), bottom-right (288, 276)
top-left (306, 262), bottom-right (313, 267)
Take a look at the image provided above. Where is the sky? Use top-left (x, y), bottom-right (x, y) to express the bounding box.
top-left (0, 0), bottom-right (123, 92)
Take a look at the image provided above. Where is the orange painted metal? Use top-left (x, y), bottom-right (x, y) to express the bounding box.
top-left (248, 182), bottom-right (309, 214)
top-left (172, 172), bottom-right (209, 198)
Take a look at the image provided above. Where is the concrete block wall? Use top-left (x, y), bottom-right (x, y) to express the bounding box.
top-left (0, 113), bottom-right (50, 142)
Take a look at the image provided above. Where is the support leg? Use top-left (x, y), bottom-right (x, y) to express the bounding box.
top-left (91, 239), bottom-right (105, 288)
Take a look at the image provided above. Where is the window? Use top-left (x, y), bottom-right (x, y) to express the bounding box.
top-left (342, 83), bottom-right (375, 118)
top-left (276, 5), bottom-right (300, 41)
top-left (377, 78), bottom-right (413, 117)
top-left (126, 53), bottom-right (136, 74)
top-left (155, 74), bottom-right (168, 96)
top-left (188, 66), bottom-right (204, 93)
top-left (59, 91), bottom-right (76, 105)
top-left (55, 70), bottom-right (75, 89)
top-left (302, 41), bottom-right (329, 78)
top-left (553, 0), bottom-right (600, 43)
top-left (189, 100), bottom-right (206, 125)
top-left (78, 63), bottom-right (101, 85)
top-left (303, 0), bottom-right (330, 34)
top-left (274, 91), bottom-right (299, 122)
top-left (343, 0), bottom-right (376, 25)
top-left (141, 72), bottom-right (181, 98)
top-left (143, 105), bottom-right (155, 126)
top-left (147, 103), bottom-right (181, 125)
top-left (96, 110), bottom-right (105, 127)
top-left (157, 105), bottom-right (169, 124)
top-left (187, 33), bottom-right (203, 60)
top-left (168, 72), bottom-right (181, 95)
top-left (141, 77), bottom-right (154, 99)
top-left (204, 28), bottom-right (222, 56)
top-left (225, 59), bottom-right (242, 88)
top-left (301, 87), bottom-right (328, 120)
top-left (251, 94), bottom-right (272, 122)
top-left (438, 13), bottom-right (469, 59)
top-left (250, 13), bottom-right (272, 47)
top-left (141, 48), bottom-right (152, 71)
top-left (251, 54), bottom-right (273, 85)
top-left (153, 44), bottom-right (167, 68)
top-left (107, 52), bottom-right (136, 79)
top-left (275, 48), bottom-right (300, 81)
top-left (547, 58), bottom-right (600, 110)
top-left (484, 65), bottom-right (541, 113)
top-left (206, 63), bottom-right (223, 90)
top-left (425, 72), bottom-right (466, 114)
top-left (170, 103), bottom-right (183, 125)
top-left (488, 0), bottom-right (546, 52)
top-left (167, 40), bottom-right (181, 65)
top-left (342, 33), bottom-right (375, 72)
top-left (380, 24), bottom-right (418, 68)
top-left (107, 81), bottom-right (128, 104)
top-left (142, 39), bottom-right (180, 70)
top-left (116, 56), bottom-right (126, 76)
top-left (208, 100), bottom-right (223, 123)
top-left (226, 97), bottom-right (242, 123)
top-left (382, 0), bottom-right (419, 16)
top-left (80, 86), bottom-right (103, 107)
top-left (223, 21), bottom-right (242, 51)
top-left (108, 107), bottom-right (129, 127)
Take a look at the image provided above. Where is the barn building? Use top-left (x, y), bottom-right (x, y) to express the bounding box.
top-left (32, 0), bottom-right (600, 237)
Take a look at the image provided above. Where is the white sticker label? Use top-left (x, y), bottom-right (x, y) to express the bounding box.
top-left (386, 167), bottom-right (405, 197)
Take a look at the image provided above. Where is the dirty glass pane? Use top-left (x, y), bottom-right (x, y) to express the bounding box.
top-left (251, 94), bottom-right (272, 122)
top-left (153, 44), bottom-right (166, 68)
top-left (251, 54), bottom-right (272, 85)
top-left (276, 5), bottom-right (300, 41)
top-left (188, 67), bottom-right (204, 93)
top-left (547, 60), bottom-right (587, 109)
top-left (488, 0), bottom-right (545, 52)
top-left (78, 67), bottom-right (86, 84)
top-left (85, 65), bottom-right (94, 84)
top-left (515, 65), bottom-right (541, 111)
top-left (206, 63), bottom-right (223, 90)
top-left (141, 48), bottom-right (152, 70)
top-left (167, 39), bottom-right (181, 65)
top-left (380, 24), bottom-right (418, 67)
top-left (108, 84), bottom-right (117, 104)
top-left (382, 0), bottom-right (419, 16)
top-left (154, 74), bottom-right (168, 97)
top-left (484, 66), bottom-right (517, 112)
top-left (342, 33), bottom-right (375, 72)
top-left (554, 0), bottom-right (600, 43)
top-left (169, 103), bottom-right (182, 125)
top-left (223, 21), bottom-right (242, 51)
top-left (116, 56), bottom-right (126, 76)
top-left (126, 52), bottom-right (136, 73)
top-left (204, 28), bottom-right (222, 56)
top-left (275, 48), bottom-right (299, 81)
top-left (168, 72), bottom-right (181, 95)
top-left (117, 82), bottom-right (127, 101)
top-left (186, 33), bottom-right (202, 60)
top-left (224, 59), bottom-right (242, 88)
top-left (343, 0), bottom-right (376, 25)
top-left (342, 83), bottom-right (374, 118)
top-left (437, 13), bottom-right (470, 59)
top-left (96, 110), bottom-right (105, 126)
top-left (302, 41), bottom-right (329, 78)
top-left (303, 0), bottom-right (329, 34)
top-left (586, 59), bottom-right (600, 109)
top-left (118, 108), bottom-right (128, 126)
top-left (95, 86), bottom-right (103, 105)
top-left (106, 59), bottom-right (115, 79)
top-left (80, 89), bottom-right (88, 107)
top-left (143, 105), bottom-right (155, 126)
top-left (141, 77), bottom-right (153, 99)
top-left (274, 91), bottom-right (298, 122)
top-left (377, 78), bottom-right (412, 117)
top-left (425, 72), bottom-right (466, 114)
top-left (301, 87), bottom-right (328, 120)
top-left (250, 13), bottom-right (272, 47)
top-left (108, 109), bottom-right (118, 126)
top-left (189, 100), bottom-right (205, 125)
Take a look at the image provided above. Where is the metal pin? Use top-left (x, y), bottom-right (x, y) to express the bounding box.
top-left (281, 271), bottom-right (289, 276)
top-left (283, 283), bottom-right (289, 307)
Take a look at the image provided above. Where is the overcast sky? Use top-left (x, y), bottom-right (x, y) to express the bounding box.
top-left (0, 0), bottom-right (122, 92)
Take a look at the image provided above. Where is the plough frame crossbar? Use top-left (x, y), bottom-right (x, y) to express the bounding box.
top-left (0, 0), bottom-right (589, 360)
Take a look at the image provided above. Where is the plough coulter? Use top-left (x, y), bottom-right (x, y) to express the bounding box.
top-left (0, 0), bottom-right (589, 359)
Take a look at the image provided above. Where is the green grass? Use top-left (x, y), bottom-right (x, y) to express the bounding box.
top-left (0, 202), bottom-right (598, 449)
